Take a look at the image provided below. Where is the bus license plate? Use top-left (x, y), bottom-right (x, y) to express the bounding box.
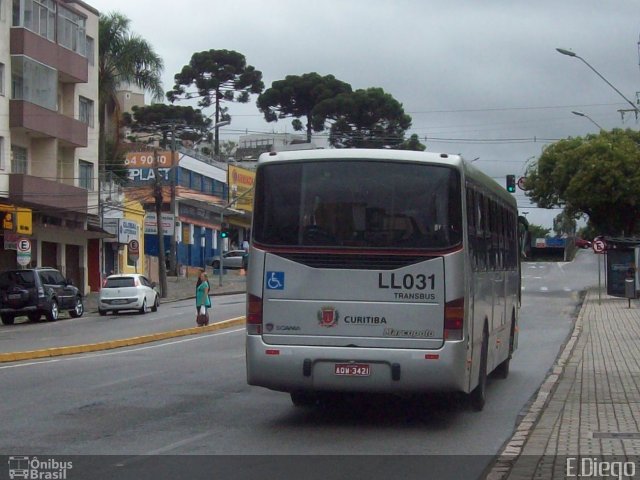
top-left (334, 363), bottom-right (370, 376)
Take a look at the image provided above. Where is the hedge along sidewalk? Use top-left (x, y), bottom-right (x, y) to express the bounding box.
top-left (0, 317), bottom-right (246, 363)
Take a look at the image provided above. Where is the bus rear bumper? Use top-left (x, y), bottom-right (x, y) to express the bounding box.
top-left (246, 335), bottom-right (470, 394)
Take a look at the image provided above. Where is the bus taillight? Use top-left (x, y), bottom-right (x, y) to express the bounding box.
top-left (444, 298), bottom-right (464, 341)
top-left (247, 294), bottom-right (263, 335)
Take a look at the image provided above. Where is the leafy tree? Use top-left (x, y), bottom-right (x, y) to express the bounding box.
top-left (315, 88), bottom-right (412, 149)
top-left (553, 210), bottom-right (577, 236)
top-left (528, 223), bottom-right (552, 239)
top-left (167, 49), bottom-right (263, 155)
top-left (397, 134), bottom-right (426, 151)
top-left (125, 104), bottom-right (212, 147)
top-left (257, 73), bottom-right (352, 143)
top-left (99, 12), bottom-right (164, 178)
top-left (104, 138), bottom-right (127, 183)
top-left (525, 129), bottom-right (640, 236)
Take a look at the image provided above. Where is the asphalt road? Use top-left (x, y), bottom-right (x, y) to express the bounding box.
top-left (0, 250), bottom-right (599, 479)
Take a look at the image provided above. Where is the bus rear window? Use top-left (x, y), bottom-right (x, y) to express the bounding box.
top-left (253, 160), bottom-right (462, 249)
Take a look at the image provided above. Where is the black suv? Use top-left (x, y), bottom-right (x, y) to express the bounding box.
top-left (0, 268), bottom-right (84, 325)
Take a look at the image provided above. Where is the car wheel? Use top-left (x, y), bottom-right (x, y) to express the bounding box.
top-left (212, 260), bottom-right (220, 269)
top-left (1, 314), bottom-right (15, 325)
top-left (69, 296), bottom-right (84, 318)
top-left (45, 299), bottom-right (59, 322)
top-left (139, 299), bottom-right (147, 314)
top-left (98, 309), bottom-right (107, 316)
top-left (151, 294), bottom-right (159, 312)
top-left (28, 312), bottom-right (41, 322)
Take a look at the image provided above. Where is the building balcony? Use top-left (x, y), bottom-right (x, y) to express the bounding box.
top-left (10, 100), bottom-right (88, 148)
top-left (10, 27), bottom-right (88, 83)
top-left (9, 174), bottom-right (88, 215)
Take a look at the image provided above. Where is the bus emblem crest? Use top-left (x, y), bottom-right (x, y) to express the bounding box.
top-left (318, 307), bottom-right (339, 327)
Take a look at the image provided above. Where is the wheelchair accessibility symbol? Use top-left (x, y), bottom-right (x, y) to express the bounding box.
top-left (266, 271), bottom-right (285, 290)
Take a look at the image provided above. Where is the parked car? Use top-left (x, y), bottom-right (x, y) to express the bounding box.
top-left (99, 274), bottom-right (159, 316)
top-left (575, 238), bottom-right (592, 249)
top-left (210, 250), bottom-right (248, 270)
top-left (0, 267), bottom-right (84, 325)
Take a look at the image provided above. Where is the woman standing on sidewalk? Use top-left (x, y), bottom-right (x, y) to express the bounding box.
top-left (195, 270), bottom-right (211, 326)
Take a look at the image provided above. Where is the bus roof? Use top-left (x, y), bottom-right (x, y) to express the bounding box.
top-left (258, 148), bottom-right (516, 209)
top-left (258, 148), bottom-right (463, 166)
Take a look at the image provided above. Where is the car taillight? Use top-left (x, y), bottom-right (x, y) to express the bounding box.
top-left (247, 294), bottom-right (263, 335)
top-left (444, 298), bottom-right (464, 341)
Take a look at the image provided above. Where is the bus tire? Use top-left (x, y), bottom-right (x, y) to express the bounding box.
top-left (290, 392), bottom-right (317, 407)
top-left (470, 328), bottom-right (488, 412)
top-left (494, 314), bottom-right (515, 379)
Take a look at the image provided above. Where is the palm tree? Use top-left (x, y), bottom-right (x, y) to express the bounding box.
top-left (98, 12), bottom-right (164, 178)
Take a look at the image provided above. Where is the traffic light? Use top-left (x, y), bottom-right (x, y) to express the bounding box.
top-left (506, 174), bottom-right (516, 193)
top-left (220, 223), bottom-right (229, 239)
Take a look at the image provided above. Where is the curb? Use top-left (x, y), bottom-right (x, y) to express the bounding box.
top-left (0, 317), bottom-right (246, 363)
top-left (485, 290), bottom-right (588, 480)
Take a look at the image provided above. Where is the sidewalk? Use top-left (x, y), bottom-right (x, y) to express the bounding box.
top-left (83, 266), bottom-right (246, 312)
top-left (491, 289), bottom-right (640, 479)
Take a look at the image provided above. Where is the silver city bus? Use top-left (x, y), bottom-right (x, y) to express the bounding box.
top-left (246, 149), bottom-right (520, 410)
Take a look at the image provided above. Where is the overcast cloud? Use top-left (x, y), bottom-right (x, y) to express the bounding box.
top-left (88, 0), bottom-right (640, 228)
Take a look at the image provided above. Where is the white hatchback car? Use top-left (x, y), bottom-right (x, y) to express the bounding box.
top-left (99, 274), bottom-right (160, 316)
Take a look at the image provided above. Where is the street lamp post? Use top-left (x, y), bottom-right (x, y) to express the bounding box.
top-left (556, 48), bottom-right (639, 115)
top-left (571, 110), bottom-right (604, 130)
top-left (213, 120), bottom-right (230, 160)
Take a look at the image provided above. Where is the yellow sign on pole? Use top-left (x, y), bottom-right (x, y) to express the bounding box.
top-left (228, 165), bottom-right (255, 212)
top-left (0, 206), bottom-right (32, 235)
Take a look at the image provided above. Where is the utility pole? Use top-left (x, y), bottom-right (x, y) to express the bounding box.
top-left (153, 149), bottom-right (168, 298)
top-left (218, 186), bottom-right (254, 287)
top-left (169, 122), bottom-right (178, 276)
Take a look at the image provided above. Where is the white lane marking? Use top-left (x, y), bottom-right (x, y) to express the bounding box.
top-left (115, 432), bottom-right (213, 467)
top-left (0, 328), bottom-right (245, 370)
top-left (540, 287), bottom-right (549, 292)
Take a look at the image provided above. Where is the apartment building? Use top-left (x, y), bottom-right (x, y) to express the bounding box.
top-left (0, 0), bottom-right (100, 293)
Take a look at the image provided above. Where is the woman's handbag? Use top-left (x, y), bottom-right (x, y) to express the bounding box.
top-left (196, 305), bottom-right (209, 326)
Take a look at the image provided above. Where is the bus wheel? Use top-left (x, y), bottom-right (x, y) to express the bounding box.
top-left (494, 316), bottom-right (515, 379)
top-left (470, 329), bottom-right (488, 411)
top-left (290, 392), bottom-right (317, 407)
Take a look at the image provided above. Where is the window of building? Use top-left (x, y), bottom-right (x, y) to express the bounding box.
top-left (179, 167), bottom-right (190, 188)
top-left (79, 160), bottom-right (93, 190)
top-left (0, 63), bottom-right (4, 95)
top-left (11, 145), bottom-right (28, 174)
top-left (11, 55), bottom-right (57, 111)
top-left (12, 0), bottom-right (56, 42)
top-left (202, 176), bottom-right (213, 194)
top-left (85, 35), bottom-right (94, 65)
top-left (57, 5), bottom-right (86, 56)
top-left (79, 96), bottom-right (93, 127)
top-left (191, 173), bottom-right (202, 191)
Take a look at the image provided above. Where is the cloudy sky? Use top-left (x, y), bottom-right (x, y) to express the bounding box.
top-left (89, 0), bottom-right (640, 228)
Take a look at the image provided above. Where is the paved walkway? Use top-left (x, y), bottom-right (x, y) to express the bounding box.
top-left (490, 289), bottom-right (640, 479)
